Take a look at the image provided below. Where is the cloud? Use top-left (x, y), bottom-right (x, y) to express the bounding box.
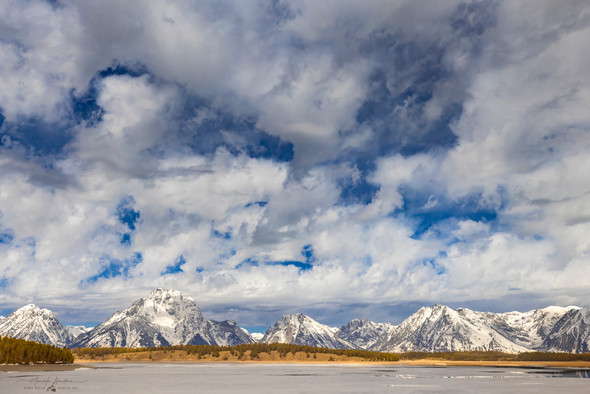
top-left (0, 0), bottom-right (589, 328)
top-left (0, 0), bottom-right (88, 122)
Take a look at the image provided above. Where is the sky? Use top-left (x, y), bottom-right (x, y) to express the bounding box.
top-left (1, 0), bottom-right (590, 331)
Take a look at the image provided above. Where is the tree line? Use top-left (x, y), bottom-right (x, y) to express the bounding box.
top-left (71, 345), bottom-right (590, 362)
top-left (72, 343), bottom-right (400, 361)
top-left (0, 336), bottom-right (74, 364)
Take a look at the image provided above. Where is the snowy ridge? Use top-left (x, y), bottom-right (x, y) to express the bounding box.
top-left (261, 313), bottom-right (354, 349)
top-left (261, 304), bottom-right (584, 353)
top-left (1, 293), bottom-right (587, 353)
top-left (71, 289), bottom-right (254, 348)
top-left (374, 305), bottom-right (530, 353)
top-left (369, 304), bottom-right (580, 353)
top-left (0, 304), bottom-right (74, 347)
top-left (65, 325), bottom-right (93, 338)
top-left (207, 320), bottom-right (255, 346)
top-left (337, 319), bottom-right (396, 350)
top-left (494, 306), bottom-right (580, 348)
top-left (541, 307), bottom-right (590, 353)
top-left (250, 332), bottom-right (265, 342)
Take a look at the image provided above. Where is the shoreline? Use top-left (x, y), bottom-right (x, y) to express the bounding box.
top-left (3, 359), bottom-right (590, 371)
top-left (73, 358), bottom-right (590, 369)
top-left (396, 359), bottom-right (590, 368)
top-left (0, 363), bottom-right (96, 372)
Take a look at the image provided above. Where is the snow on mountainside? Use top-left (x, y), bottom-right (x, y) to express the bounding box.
top-left (337, 319), bottom-right (397, 350)
top-left (261, 313), bottom-right (354, 349)
top-left (65, 325), bottom-right (93, 339)
top-left (250, 332), bottom-right (265, 342)
top-left (541, 307), bottom-right (590, 353)
top-left (493, 306), bottom-right (579, 349)
top-left (1, 293), bottom-right (587, 353)
top-left (373, 305), bottom-right (531, 353)
top-left (71, 289), bottom-right (253, 348)
top-left (207, 319), bottom-right (255, 346)
top-left (0, 304), bottom-right (74, 347)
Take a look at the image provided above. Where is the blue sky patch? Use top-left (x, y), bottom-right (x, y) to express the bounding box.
top-left (301, 244), bottom-right (316, 264)
top-left (70, 86), bottom-right (103, 127)
top-left (180, 108), bottom-right (294, 162)
top-left (85, 253), bottom-right (142, 283)
top-left (394, 187), bottom-right (499, 239)
top-left (235, 258), bottom-right (259, 269)
top-left (268, 260), bottom-right (313, 271)
top-left (117, 196), bottom-right (140, 231)
top-left (212, 229), bottom-right (232, 239)
top-left (0, 277), bottom-right (9, 288)
top-left (421, 258), bottom-right (446, 275)
top-left (245, 201), bottom-right (268, 208)
top-left (120, 232), bottom-right (132, 246)
top-left (0, 116), bottom-right (74, 156)
top-left (97, 63), bottom-right (150, 79)
top-left (161, 255), bottom-right (186, 275)
top-left (236, 257), bottom-right (313, 272)
top-left (0, 229), bottom-right (14, 244)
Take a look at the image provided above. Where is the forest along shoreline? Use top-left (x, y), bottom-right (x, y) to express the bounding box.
top-left (2, 338), bottom-right (590, 371)
top-left (71, 345), bottom-right (590, 368)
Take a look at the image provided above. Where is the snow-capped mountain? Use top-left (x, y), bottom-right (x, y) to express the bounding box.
top-left (261, 313), bottom-right (354, 349)
top-left (65, 325), bottom-right (93, 339)
top-left (1, 293), bottom-right (587, 353)
top-left (373, 305), bottom-right (531, 353)
top-left (493, 306), bottom-right (578, 349)
top-left (71, 289), bottom-right (253, 348)
top-left (337, 319), bottom-right (396, 350)
top-left (0, 304), bottom-right (74, 347)
top-left (541, 307), bottom-right (590, 353)
top-left (207, 319), bottom-right (255, 346)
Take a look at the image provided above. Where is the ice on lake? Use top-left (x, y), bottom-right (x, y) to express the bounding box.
top-left (2, 363), bottom-right (589, 393)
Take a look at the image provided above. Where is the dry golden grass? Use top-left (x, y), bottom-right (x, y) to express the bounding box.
top-left (75, 350), bottom-right (590, 368)
top-left (75, 349), bottom-right (377, 364)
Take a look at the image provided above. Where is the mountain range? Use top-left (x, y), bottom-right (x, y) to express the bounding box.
top-left (1, 289), bottom-right (588, 353)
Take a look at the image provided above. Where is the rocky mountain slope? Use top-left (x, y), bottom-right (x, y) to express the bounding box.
top-left (71, 289), bottom-right (253, 348)
top-left (0, 304), bottom-right (74, 347)
top-left (260, 304), bottom-right (584, 353)
top-left (65, 325), bottom-right (93, 338)
top-left (337, 319), bottom-right (396, 350)
top-left (541, 307), bottom-right (590, 353)
top-left (372, 305), bottom-right (530, 353)
top-left (261, 313), bottom-right (353, 349)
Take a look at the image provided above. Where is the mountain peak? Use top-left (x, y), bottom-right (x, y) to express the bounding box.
top-left (18, 303), bottom-right (44, 312)
top-left (262, 313), bottom-right (353, 349)
top-left (146, 288), bottom-right (183, 300)
top-left (12, 304), bottom-right (57, 319)
top-left (338, 318), bottom-right (397, 350)
top-left (0, 304), bottom-right (73, 347)
top-left (281, 313), bottom-right (310, 322)
top-left (71, 289), bottom-right (253, 348)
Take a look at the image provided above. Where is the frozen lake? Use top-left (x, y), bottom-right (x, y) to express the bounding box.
top-left (2, 363), bottom-right (589, 393)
